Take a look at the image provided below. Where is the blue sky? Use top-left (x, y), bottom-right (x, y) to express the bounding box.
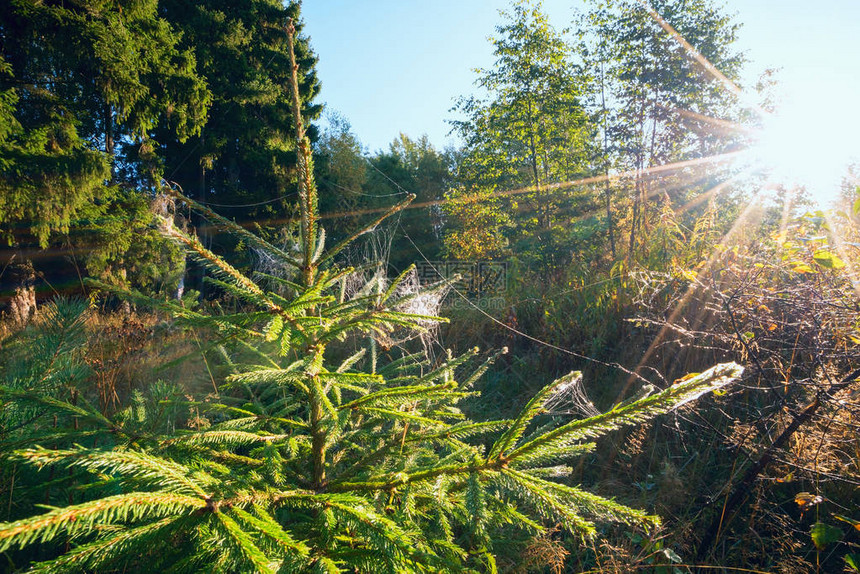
top-left (301, 0), bottom-right (860, 153)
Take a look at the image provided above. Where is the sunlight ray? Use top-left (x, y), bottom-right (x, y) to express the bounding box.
top-left (640, 1), bottom-right (858, 207)
top-left (622, 187), bottom-right (769, 398)
top-left (777, 183), bottom-right (797, 241)
top-left (671, 106), bottom-right (752, 137)
top-left (634, 0), bottom-right (765, 117)
top-left (634, 162), bottom-right (741, 206)
top-left (237, 151), bottom-right (745, 230)
top-left (822, 210), bottom-right (860, 301)
top-left (676, 172), bottom-right (749, 215)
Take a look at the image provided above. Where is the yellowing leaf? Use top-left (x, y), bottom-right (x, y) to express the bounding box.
top-left (791, 263), bottom-right (817, 274)
top-left (834, 515), bottom-right (860, 531)
top-left (795, 492), bottom-right (824, 510)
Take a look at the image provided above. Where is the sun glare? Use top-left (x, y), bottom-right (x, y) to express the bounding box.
top-left (748, 83), bottom-right (860, 207)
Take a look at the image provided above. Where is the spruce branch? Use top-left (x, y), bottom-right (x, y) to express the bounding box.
top-left (489, 371), bottom-right (583, 460)
top-left (339, 383), bottom-right (462, 411)
top-left (0, 492), bottom-right (207, 553)
top-left (216, 510), bottom-right (278, 574)
top-left (228, 368), bottom-right (311, 395)
top-left (492, 470), bottom-right (596, 537)
top-left (25, 516), bottom-right (184, 574)
top-left (503, 468), bottom-right (658, 528)
top-left (506, 362), bottom-right (742, 462)
top-left (162, 430), bottom-right (291, 449)
top-left (160, 185), bottom-right (302, 270)
top-left (14, 446), bottom-right (210, 496)
top-left (0, 388), bottom-right (118, 434)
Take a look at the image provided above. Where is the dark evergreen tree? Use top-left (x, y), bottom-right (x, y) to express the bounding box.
top-left (0, 0), bottom-right (209, 301)
top-left (157, 0), bottom-right (321, 229)
top-left (154, 0), bottom-right (322, 296)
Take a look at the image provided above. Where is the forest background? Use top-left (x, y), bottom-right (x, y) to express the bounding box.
top-left (0, 0), bottom-right (859, 572)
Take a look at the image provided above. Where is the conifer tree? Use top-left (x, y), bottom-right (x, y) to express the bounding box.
top-left (0, 0), bottom-right (209, 298)
top-left (157, 0), bottom-right (321, 223)
top-left (0, 22), bottom-right (742, 573)
top-left (155, 0), bottom-right (321, 297)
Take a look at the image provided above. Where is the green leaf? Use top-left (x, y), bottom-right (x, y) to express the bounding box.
top-left (834, 514), bottom-right (860, 531)
top-left (810, 522), bottom-right (842, 550)
top-left (813, 250), bottom-right (846, 270)
top-left (845, 553), bottom-right (860, 572)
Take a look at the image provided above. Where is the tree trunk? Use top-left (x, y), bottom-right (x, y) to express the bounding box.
top-left (600, 58), bottom-right (616, 259)
top-left (104, 103), bottom-right (115, 182)
top-left (194, 128), bottom-right (208, 298)
top-left (629, 171), bottom-right (641, 259)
